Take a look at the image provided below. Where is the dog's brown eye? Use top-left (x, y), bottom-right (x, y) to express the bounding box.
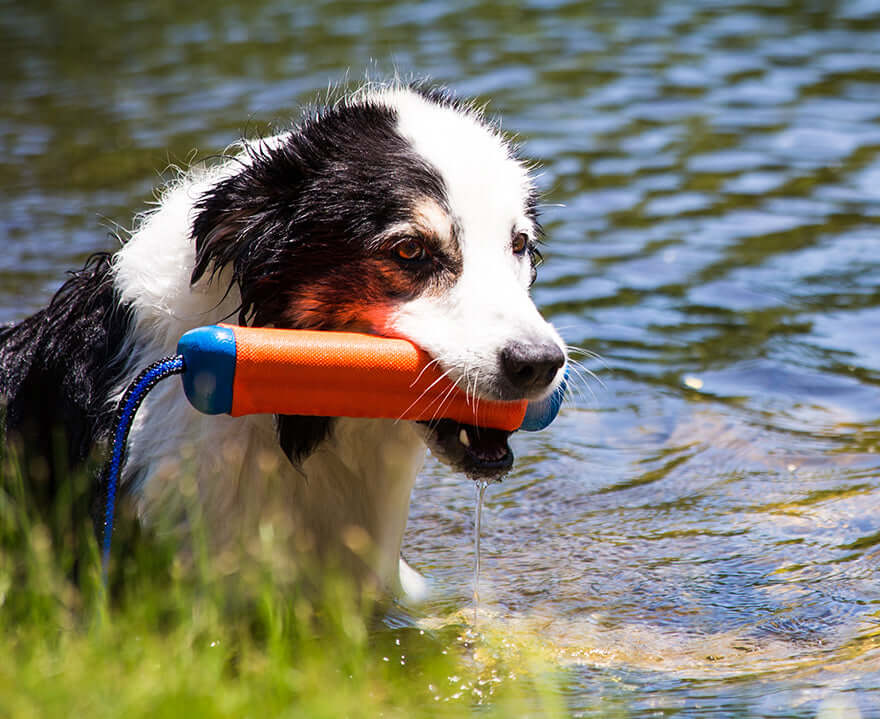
top-left (394, 238), bottom-right (427, 262)
top-left (512, 232), bottom-right (529, 256)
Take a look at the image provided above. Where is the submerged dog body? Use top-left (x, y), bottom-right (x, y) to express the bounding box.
top-left (0, 85), bottom-right (565, 595)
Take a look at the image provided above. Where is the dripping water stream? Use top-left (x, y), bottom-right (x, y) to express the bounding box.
top-left (473, 479), bottom-right (489, 627)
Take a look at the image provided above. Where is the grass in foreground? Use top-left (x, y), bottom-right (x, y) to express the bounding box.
top-left (0, 450), bottom-right (569, 718)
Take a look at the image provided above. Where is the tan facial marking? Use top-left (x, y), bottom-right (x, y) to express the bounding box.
top-left (411, 197), bottom-right (453, 246)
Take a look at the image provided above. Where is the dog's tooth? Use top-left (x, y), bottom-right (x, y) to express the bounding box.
top-left (459, 428), bottom-right (471, 447)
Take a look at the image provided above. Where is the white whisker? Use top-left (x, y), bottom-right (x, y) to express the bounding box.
top-left (395, 365), bottom-right (457, 423)
top-left (567, 356), bottom-right (606, 392)
top-left (564, 359), bottom-right (600, 406)
top-left (471, 370), bottom-right (481, 428)
top-left (409, 356), bottom-right (442, 389)
top-left (428, 381), bottom-right (460, 425)
top-left (565, 344), bottom-right (607, 367)
top-left (463, 367), bottom-right (474, 410)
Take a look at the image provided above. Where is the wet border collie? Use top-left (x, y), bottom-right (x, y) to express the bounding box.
top-left (0, 83), bottom-right (566, 597)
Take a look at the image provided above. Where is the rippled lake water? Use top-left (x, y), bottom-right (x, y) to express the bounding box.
top-left (3, 0), bottom-right (880, 715)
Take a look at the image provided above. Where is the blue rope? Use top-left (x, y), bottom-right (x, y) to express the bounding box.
top-left (100, 354), bottom-right (185, 579)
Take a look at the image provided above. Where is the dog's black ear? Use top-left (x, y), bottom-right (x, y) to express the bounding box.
top-left (191, 145), bottom-right (339, 466)
top-left (189, 142), bottom-right (313, 326)
top-left (277, 414), bottom-right (335, 466)
top-left (190, 178), bottom-right (252, 290)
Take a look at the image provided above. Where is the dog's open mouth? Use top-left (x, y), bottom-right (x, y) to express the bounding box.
top-left (418, 418), bottom-right (514, 480)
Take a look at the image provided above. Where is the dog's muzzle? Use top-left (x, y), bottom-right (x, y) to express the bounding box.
top-left (419, 418), bottom-right (514, 480)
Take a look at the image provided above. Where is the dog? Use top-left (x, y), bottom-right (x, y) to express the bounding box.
top-left (0, 83), bottom-right (566, 597)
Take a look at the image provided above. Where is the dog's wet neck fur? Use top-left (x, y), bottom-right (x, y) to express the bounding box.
top-left (298, 417), bottom-right (427, 591)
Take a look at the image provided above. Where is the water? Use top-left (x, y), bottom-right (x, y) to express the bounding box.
top-left (4, 0), bottom-right (880, 714)
top-left (473, 479), bottom-right (490, 627)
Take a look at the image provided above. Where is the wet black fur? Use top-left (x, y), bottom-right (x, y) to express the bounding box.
top-left (190, 96), bottom-right (450, 463)
top-left (0, 253), bottom-right (132, 508)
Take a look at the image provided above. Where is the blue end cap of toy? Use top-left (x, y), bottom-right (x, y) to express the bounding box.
top-left (520, 367), bottom-right (568, 431)
top-left (176, 325), bottom-right (237, 415)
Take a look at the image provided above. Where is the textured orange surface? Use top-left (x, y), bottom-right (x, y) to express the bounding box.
top-left (224, 325), bottom-right (527, 430)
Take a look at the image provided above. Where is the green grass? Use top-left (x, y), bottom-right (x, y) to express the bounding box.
top-left (0, 446), bottom-right (568, 718)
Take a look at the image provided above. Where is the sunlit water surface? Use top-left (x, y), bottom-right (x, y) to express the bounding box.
top-left (3, 0), bottom-right (880, 715)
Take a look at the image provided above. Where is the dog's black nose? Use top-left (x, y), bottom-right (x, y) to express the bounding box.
top-left (500, 341), bottom-right (565, 395)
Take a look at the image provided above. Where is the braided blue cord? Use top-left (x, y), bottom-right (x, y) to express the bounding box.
top-left (101, 355), bottom-right (185, 578)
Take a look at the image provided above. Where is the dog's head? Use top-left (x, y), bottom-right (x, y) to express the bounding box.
top-left (190, 85), bottom-right (566, 478)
